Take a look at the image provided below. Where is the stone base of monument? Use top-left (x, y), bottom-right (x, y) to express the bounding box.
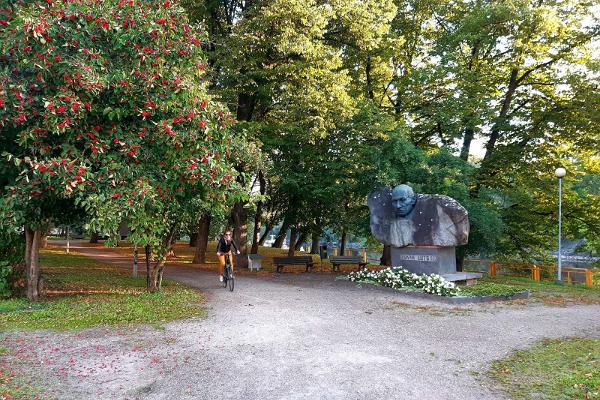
top-left (390, 246), bottom-right (482, 284)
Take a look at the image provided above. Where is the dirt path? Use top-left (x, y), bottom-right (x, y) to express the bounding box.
top-left (3, 242), bottom-right (600, 399)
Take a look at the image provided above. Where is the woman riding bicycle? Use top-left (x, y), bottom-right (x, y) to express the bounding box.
top-left (216, 229), bottom-right (240, 282)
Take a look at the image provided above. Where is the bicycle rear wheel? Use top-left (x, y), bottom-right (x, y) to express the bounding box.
top-left (222, 267), bottom-right (228, 288)
top-left (228, 274), bottom-right (234, 291)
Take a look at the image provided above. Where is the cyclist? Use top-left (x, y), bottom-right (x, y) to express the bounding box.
top-left (216, 229), bottom-right (240, 282)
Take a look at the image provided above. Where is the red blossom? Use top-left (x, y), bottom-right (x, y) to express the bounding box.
top-left (112, 192), bottom-right (122, 199)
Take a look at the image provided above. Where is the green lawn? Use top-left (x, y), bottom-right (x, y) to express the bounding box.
top-left (477, 276), bottom-right (600, 304)
top-left (0, 249), bottom-right (206, 331)
top-left (491, 337), bottom-right (600, 399)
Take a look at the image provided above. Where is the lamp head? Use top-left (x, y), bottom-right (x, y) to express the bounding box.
top-left (555, 167), bottom-right (566, 178)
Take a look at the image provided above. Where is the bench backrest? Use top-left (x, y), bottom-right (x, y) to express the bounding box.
top-left (273, 256), bottom-right (313, 263)
top-left (330, 256), bottom-right (364, 263)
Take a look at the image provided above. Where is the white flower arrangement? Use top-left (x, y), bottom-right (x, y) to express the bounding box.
top-left (347, 266), bottom-right (460, 297)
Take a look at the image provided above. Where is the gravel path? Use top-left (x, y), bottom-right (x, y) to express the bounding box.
top-left (3, 242), bottom-right (600, 400)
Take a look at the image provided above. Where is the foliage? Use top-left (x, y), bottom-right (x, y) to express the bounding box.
top-left (347, 267), bottom-right (460, 296)
top-left (0, 249), bottom-right (206, 330)
top-left (0, 218), bottom-right (24, 298)
top-left (0, 0), bottom-right (243, 290)
top-left (490, 337), bottom-right (600, 400)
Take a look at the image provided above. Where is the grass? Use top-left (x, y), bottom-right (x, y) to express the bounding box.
top-left (0, 248), bottom-right (206, 331)
top-left (490, 337), bottom-right (600, 399)
top-left (477, 276), bottom-right (600, 305)
top-left (0, 369), bottom-right (44, 400)
top-left (460, 282), bottom-right (526, 298)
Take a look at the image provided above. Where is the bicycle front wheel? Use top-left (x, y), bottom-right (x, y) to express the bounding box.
top-left (228, 273), bottom-right (234, 291)
top-left (222, 270), bottom-right (228, 288)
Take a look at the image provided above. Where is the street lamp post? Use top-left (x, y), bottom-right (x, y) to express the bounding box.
top-left (555, 167), bottom-right (566, 283)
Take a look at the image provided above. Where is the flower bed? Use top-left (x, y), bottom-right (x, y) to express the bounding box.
top-left (347, 267), bottom-right (460, 297)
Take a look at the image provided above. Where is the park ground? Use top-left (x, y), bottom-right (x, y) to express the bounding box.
top-left (1, 241), bottom-right (600, 399)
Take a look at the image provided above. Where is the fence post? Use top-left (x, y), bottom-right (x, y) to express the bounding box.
top-left (490, 262), bottom-right (497, 278)
top-left (532, 265), bottom-right (540, 281)
top-left (333, 248), bottom-right (338, 256)
top-left (586, 269), bottom-right (593, 287)
top-left (362, 248), bottom-right (367, 263)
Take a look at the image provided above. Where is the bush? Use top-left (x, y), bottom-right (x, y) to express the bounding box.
top-left (348, 267), bottom-right (460, 297)
top-left (0, 226), bottom-right (24, 298)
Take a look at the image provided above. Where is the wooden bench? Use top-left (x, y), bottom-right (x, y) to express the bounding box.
top-left (330, 255), bottom-right (368, 272)
top-left (273, 256), bottom-right (314, 273)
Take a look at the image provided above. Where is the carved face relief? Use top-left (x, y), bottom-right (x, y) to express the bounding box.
top-left (391, 184), bottom-right (417, 217)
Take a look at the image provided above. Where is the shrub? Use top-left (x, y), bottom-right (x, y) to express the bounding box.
top-left (0, 225), bottom-right (25, 298)
top-left (348, 267), bottom-right (460, 297)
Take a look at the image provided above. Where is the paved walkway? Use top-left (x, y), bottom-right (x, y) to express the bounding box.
top-left (4, 242), bottom-right (600, 399)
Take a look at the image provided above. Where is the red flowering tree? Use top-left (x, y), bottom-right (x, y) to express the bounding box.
top-left (0, 0), bottom-right (239, 299)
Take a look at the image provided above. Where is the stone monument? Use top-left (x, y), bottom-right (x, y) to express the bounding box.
top-left (368, 184), bottom-right (481, 283)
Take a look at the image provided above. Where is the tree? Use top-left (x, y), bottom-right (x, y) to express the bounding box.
top-left (1, 0), bottom-right (240, 298)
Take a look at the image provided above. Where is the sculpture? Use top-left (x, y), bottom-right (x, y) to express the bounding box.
top-left (368, 184), bottom-right (469, 248)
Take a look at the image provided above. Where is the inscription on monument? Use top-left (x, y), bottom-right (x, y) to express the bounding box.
top-left (397, 254), bottom-right (438, 262)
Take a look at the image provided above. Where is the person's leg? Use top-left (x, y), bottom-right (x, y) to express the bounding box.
top-left (218, 254), bottom-right (225, 277)
top-left (229, 251), bottom-right (234, 275)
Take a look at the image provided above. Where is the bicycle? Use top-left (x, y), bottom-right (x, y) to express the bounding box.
top-left (222, 253), bottom-right (235, 292)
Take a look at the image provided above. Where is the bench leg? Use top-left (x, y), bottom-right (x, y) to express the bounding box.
top-left (332, 264), bottom-right (338, 273)
top-left (276, 265), bottom-right (282, 273)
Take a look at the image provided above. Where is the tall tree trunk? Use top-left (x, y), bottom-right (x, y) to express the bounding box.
top-left (258, 222), bottom-right (273, 246)
top-left (381, 245), bottom-right (391, 266)
top-left (89, 232), bottom-right (100, 244)
top-left (25, 228), bottom-right (42, 301)
top-left (460, 127), bottom-right (474, 161)
top-left (339, 229), bottom-right (347, 256)
top-left (272, 219), bottom-right (289, 248)
top-left (251, 170), bottom-right (266, 254)
top-left (232, 201), bottom-right (249, 269)
top-left (193, 213), bottom-right (212, 264)
top-left (294, 232), bottom-right (307, 251)
top-left (310, 231), bottom-right (319, 254)
top-left (189, 230), bottom-right (198, 247)
top-left (287, 227), bottom-right (298, 256)
top-left (483, 68), bottom-right (519, 162)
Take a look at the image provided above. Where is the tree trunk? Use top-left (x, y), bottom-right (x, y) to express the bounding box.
top-left (149, 225), bottom-right (177, 291)
top-left (89, 232), bottom-right (100, 244)
top-left (189, 230), bottom-right (198, 247)
top-left (483, 68), bottom-right (519, 162)
top-left (25, 228), bottom-right (42, 301)
top-left (294, 232), bottom-right (307, 251)
top-left (380, 245), bottom-right (391, 266)
top-left (272, 219), bottom-right (289, 248)
top-left (339, 229), bottom-right (347, 256)
top-left (251, 170), bottom-right (266, 254)
top-left (232, 201), bottom-right (249, 269)
top-left (148, 256), bottom-right (166, 292)
top-left (310, 232), bottom-right (319, 254)
top-left (460, 127), bottom-right (474, 161)
top-left (193, 213), bottom-right (212, 264)
top-left (258, 222), bottom-right (273, 246)
top-left (287, 227), bottom-right (297, 256)
top-left (145, 244), bottom-right (151, 289)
